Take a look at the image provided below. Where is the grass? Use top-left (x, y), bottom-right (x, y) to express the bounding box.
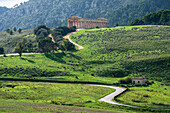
top-left (115, 82), bottom-right (170, 109)
top-left (0, 81), bottom-right (113, 106)
top-left (70, 25), bottom-right (170, 83)
top-left (0, 99), bottom-right (117, 113)
top-left (0, 81), bottom-right (167, 113)
top-left (0, 25), bottom-right (170, 112)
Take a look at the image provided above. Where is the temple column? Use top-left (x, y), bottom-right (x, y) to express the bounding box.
top-left (68, 20), bottom-right (70, 27)
top-left (83, 22), bottom-right (84, 28)
top-left (82, 21), bottom-right (83, 28)
top-left (79, 21), bottom-right (81, 28)
top-left (84, 22), bottom-right (85, 28)
top-left (73, 21), bottom-right (75, 26)
top-left (77, 21), bottom-right (79, 28)
top-left (80, 21), bottom-right (82, 28)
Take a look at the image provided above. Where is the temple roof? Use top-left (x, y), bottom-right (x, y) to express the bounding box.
top-left (68, 16), bottom-right (108, 21)
top-left (132, 76), bottom-right (145, 80)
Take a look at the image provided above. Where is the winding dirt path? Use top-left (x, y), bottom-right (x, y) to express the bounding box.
top-left (90, 84), bottom-right (139, 108)
top-left (64, 29), bottom-right (84, 50)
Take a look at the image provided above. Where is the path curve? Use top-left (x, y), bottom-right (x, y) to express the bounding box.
top-left (89, 84), bottom-right (139, 108)
top-left (64, 29), bottom-right (84, 50)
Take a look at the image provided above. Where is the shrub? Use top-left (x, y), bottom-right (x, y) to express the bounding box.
top-left (124, 77), bottom-right (132, 84)
top-left (118, 77), bottom-right (132, 84)
top-left (118, 79), bottom-right (126, 84)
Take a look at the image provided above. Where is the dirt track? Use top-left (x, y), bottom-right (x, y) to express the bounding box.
top-left (64, 29), bottom-right (84, 50)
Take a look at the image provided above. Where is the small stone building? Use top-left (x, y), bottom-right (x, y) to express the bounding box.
top-left (132, 76), bottom-right (146, 85)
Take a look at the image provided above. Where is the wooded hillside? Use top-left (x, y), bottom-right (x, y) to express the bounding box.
top-left (0, 0), bottom-right (169, 32)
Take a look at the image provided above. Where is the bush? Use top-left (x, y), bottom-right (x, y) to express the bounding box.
top-left (118, 77), bottom-right (132, 84)
top-left (124, 77), bottom-right (132, 84)
top-left (118, 79), bottom-right (126, 84)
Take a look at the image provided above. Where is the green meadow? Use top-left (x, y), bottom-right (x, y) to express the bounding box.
top-left (0, 81), bottom-right (113, 106)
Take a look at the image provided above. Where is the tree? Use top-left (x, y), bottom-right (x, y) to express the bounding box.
top-left (38, 38), bottom-right (54, 53)
top-left (69, 26), bottom-right (76, 32)
top-left (130, 19), bottom-right (144, 26)
top-left (34, 24), bottom-right (50, 36)
top-left (13, 27), bottom-right (17, 32)
top-left (15, 40), bottom-right (25, 58)
top-left (52, 30), bottom-right (62, 38)
top-left (0, 47), bottom-right (4, 54)
top-left (160, 10), bottom-right (170, 25)
top-left (34, 25), bottom-right (50, 42)
top-left (6, 29), bottom-right (10, 33)
top-left (53, 35), bottom-right (63, 43)
top-left (59, 39), bottom-right (75, 53)
top-left (36, 28), bottom-right (49, 41)
top-left (18, 28), bottom-right (22, 33)
top-left (9, 30), bottom-right (13, 35)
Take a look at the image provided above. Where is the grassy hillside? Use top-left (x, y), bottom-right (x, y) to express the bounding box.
top-left (71, 25), bottom-right (170, 83)
top-left (0, 29), bottom-right (36, 53)
top-left (0, 25), bottom-right (170, 111)
top-left (0, 25), bottom-right (169, 84)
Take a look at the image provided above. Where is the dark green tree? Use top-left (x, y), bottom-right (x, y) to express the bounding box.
top-left (36, 28), bottom-right (49, 41)
top-left (15, 40), bottom-right (25, 58)
top-left (6, 28), bottom-right (10, 33)
top-left (13, 27), bottom-right (17, 32)
top-left (115, 23), bottom-right (119, 26)
top-left (34, 24), bottom-right (50, 36)
top-left (38, 38), bottom-right (54, 53)
top-left (160, 10), bottom-right (170, 25)
top-left (0, 47), bottom-right (4, 54)
top-left (69, 26), bottom-right (76, 32)
top-left (53, 35), bottom-right (63, 43)
top-left (51, 30), bottom-right (62, 39)
top-left (9, 30), bottom-right (13, 35)
top-left (18, 28), bottom-right (22, 33)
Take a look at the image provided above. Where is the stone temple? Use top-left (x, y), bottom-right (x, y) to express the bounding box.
top-left (68, 16), bottom-right (108, 29)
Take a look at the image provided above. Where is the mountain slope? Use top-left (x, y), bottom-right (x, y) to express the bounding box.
top-left (107, 0), bottom-right (170, 26)
top-left (0, 0), bottom-right (137, 32)
top-left (0, 0), bottom-right (170, 32)
top-left (0, 7), bottom-right (9, 15)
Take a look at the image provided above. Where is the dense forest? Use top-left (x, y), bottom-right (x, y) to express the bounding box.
top-left (107, 0), bottom-right (170, 26)
top-left (0, 0), bottom-right (170, 32)
top-left (0, 7), bottom-right (9, 15)
top-left (130, 10), bottom-right (170, 26)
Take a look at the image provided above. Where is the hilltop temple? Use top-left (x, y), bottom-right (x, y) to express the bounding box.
top-left (68, 16), bottom-right (108, 29)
